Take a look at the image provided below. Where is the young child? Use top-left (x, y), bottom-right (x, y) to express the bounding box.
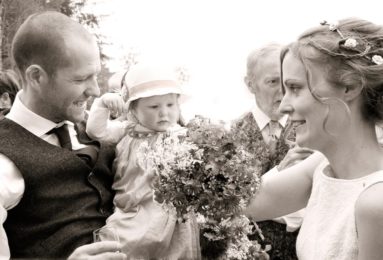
top-left (86, 63), bottom-right (200, 259)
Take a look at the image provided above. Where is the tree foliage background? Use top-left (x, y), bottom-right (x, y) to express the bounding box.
top-left (0, 0), bottom-right (111, 94)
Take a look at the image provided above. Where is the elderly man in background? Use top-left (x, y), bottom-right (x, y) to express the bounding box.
top-left (232, 43), bottom-right (312, 260)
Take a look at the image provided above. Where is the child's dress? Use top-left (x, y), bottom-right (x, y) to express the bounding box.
top-left (86, 99), bottom-right (201, 259)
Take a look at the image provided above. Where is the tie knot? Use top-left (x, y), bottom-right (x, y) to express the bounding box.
top-left (48, 124), bottom-right (72, 150)
top-left (269, 119), bottom-right (279, 130)
top-left (269, 120), bottom-right (279, 126)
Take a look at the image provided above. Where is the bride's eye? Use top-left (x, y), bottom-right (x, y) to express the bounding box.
top-left (290, 86), bottom-right (299, 93)
top-left (286, 83), bottom-right (300, 95)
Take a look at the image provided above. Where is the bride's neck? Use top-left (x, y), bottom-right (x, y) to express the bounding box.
top-left (323, 125), bottom-right (383, 179)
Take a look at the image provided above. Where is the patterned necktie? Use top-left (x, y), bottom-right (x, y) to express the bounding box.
top-left (268, 120), bottom-right (279, 151)
top-left (48, 124), bottom-right (72, 150)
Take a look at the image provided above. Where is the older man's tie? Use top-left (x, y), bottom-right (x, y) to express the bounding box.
top-left (268, 120), bottom-right (280, 152)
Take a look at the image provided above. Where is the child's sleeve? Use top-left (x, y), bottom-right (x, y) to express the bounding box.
top-left (86, 97), bottom-right (127, 144)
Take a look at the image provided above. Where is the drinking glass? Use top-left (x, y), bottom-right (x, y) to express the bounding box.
top-left (93, 226), bottom-right (119, 243)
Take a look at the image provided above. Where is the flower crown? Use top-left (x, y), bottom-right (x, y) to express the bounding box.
top-left (309, 20), bottom-right (383, 65)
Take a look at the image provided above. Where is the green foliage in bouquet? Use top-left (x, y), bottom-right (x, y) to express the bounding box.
top-left (137, 115), bottom-right (269, 259)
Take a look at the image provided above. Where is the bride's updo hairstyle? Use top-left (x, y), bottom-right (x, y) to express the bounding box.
top-left (281, 18), bottom-right (383, 124)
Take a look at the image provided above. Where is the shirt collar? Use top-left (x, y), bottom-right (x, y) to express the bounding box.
top-left (251, 100), bottom-right (288, 130)
top-left (6, 90), bottom-right (70, 137)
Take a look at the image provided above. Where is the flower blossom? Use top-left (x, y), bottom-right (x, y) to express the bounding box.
top-left (140, 115), bottom-right (266, 259)
top-left (344, 38), bottom-right (357, 48)
top-left (328, 21), bottom-right (339, 31)
top-left (372, 55), bottom-right (383, 65)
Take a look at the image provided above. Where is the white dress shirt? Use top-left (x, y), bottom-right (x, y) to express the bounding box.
top-left (0, 91), bottom-right (86, 258)
top-left (251, 101), bottom-right (288, 143)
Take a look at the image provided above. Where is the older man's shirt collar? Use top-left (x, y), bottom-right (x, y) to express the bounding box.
top-left (251, 100), bottom-right (288, 130)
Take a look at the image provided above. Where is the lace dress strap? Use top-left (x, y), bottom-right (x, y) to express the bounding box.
top-left (360, 170), bottom-right (383, 191)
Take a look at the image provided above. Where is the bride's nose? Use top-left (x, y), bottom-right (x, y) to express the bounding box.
top-left (279, 94), bottom-right (293, 115)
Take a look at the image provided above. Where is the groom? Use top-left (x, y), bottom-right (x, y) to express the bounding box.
top-left (233, 43), bottom-right (311, 260)
top-left (0, 11), bottom-right (125, 259)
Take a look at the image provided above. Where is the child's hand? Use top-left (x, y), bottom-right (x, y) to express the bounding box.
top-left (101, 93), bottom-right (125, 117)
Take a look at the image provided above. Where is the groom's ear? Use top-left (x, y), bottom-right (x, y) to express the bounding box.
top-left (25, 64), bottom-right (49, 90)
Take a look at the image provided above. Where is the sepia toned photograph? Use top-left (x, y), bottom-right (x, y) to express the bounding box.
top-left (1, 0), bottom-right (383, 259)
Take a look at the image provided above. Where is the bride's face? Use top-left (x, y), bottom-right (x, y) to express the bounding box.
top-left (279, 52), bottom-right (345, 152)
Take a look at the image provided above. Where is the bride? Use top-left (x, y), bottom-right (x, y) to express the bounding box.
top-left (245, 18), bottom-right (383, 260)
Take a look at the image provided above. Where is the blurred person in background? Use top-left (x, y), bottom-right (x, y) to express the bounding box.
top-left (0, 70), bottom-right (21, 118)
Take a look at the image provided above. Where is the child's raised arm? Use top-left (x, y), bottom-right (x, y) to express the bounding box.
top-left (100, 92), bottom-right (125, 117)
top-left (86, 93), bottom-right (128, 144)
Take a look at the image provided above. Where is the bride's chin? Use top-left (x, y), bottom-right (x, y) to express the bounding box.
top-left (295, 133), bottom-right (308, 147)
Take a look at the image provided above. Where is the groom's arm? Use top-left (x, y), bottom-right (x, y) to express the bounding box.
top-left (0, 153), bottom-right (25, 258)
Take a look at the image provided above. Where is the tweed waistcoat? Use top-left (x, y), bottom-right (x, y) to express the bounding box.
top-left (0, 118), bottom-right (115, 258)
top-left (231, 112), bottom-right (291, 172)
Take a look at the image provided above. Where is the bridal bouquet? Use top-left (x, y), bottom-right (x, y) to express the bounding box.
top-left (137, 115), bottom-right (269, 259)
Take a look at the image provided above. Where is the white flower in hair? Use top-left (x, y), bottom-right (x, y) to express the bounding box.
top-left (344, 38), bottom-right (358, 48)
top-left (372, 55), bottom-right (383, 65)
top-left (328, 21), bottom-right (339, 31)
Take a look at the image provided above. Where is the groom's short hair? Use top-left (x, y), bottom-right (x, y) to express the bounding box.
top-left (11, 11), bottom-right (94, 80)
